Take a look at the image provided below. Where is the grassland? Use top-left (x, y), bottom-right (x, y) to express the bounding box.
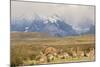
top-left (10, 32), bottom-right (95, 66)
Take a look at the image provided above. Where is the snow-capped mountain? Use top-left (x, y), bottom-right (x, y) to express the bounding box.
top-left (11, 15), bottom-right (95, 37)
top-left (82, 25), bottom-right (95, 34)
top-left (72, 19), bottom-right (95, 35)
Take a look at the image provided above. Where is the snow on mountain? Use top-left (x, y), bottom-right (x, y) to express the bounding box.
top-left (11, 15), bottom-right (95, 37)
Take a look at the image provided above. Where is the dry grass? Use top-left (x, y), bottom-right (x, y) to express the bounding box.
top-left (10, 32), bottom-right (95, 66)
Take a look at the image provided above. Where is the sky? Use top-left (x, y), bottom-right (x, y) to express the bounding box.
top-left (11, 1), bottom-right (95, 31)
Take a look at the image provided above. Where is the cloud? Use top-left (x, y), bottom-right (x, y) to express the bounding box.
top-left (11, 1), bottom-right (95, 27)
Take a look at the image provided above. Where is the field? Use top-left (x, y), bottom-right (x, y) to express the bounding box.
top-left (11, 32), bottom-right (95, 66)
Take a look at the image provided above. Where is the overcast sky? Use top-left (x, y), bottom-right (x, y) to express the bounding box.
top-left (11, 1), bottom-right (95, 28)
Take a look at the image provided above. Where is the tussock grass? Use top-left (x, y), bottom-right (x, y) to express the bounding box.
top-left (11, 32), bottom-right (95, 66)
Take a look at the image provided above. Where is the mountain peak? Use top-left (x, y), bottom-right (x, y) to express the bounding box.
top-left (40, 15), bottom-right (62, 24)
top-left (11, 14), bottom-right (95, 37)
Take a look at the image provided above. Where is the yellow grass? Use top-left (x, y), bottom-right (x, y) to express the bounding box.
top-left (10, 32), bottom-right (95, 66)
